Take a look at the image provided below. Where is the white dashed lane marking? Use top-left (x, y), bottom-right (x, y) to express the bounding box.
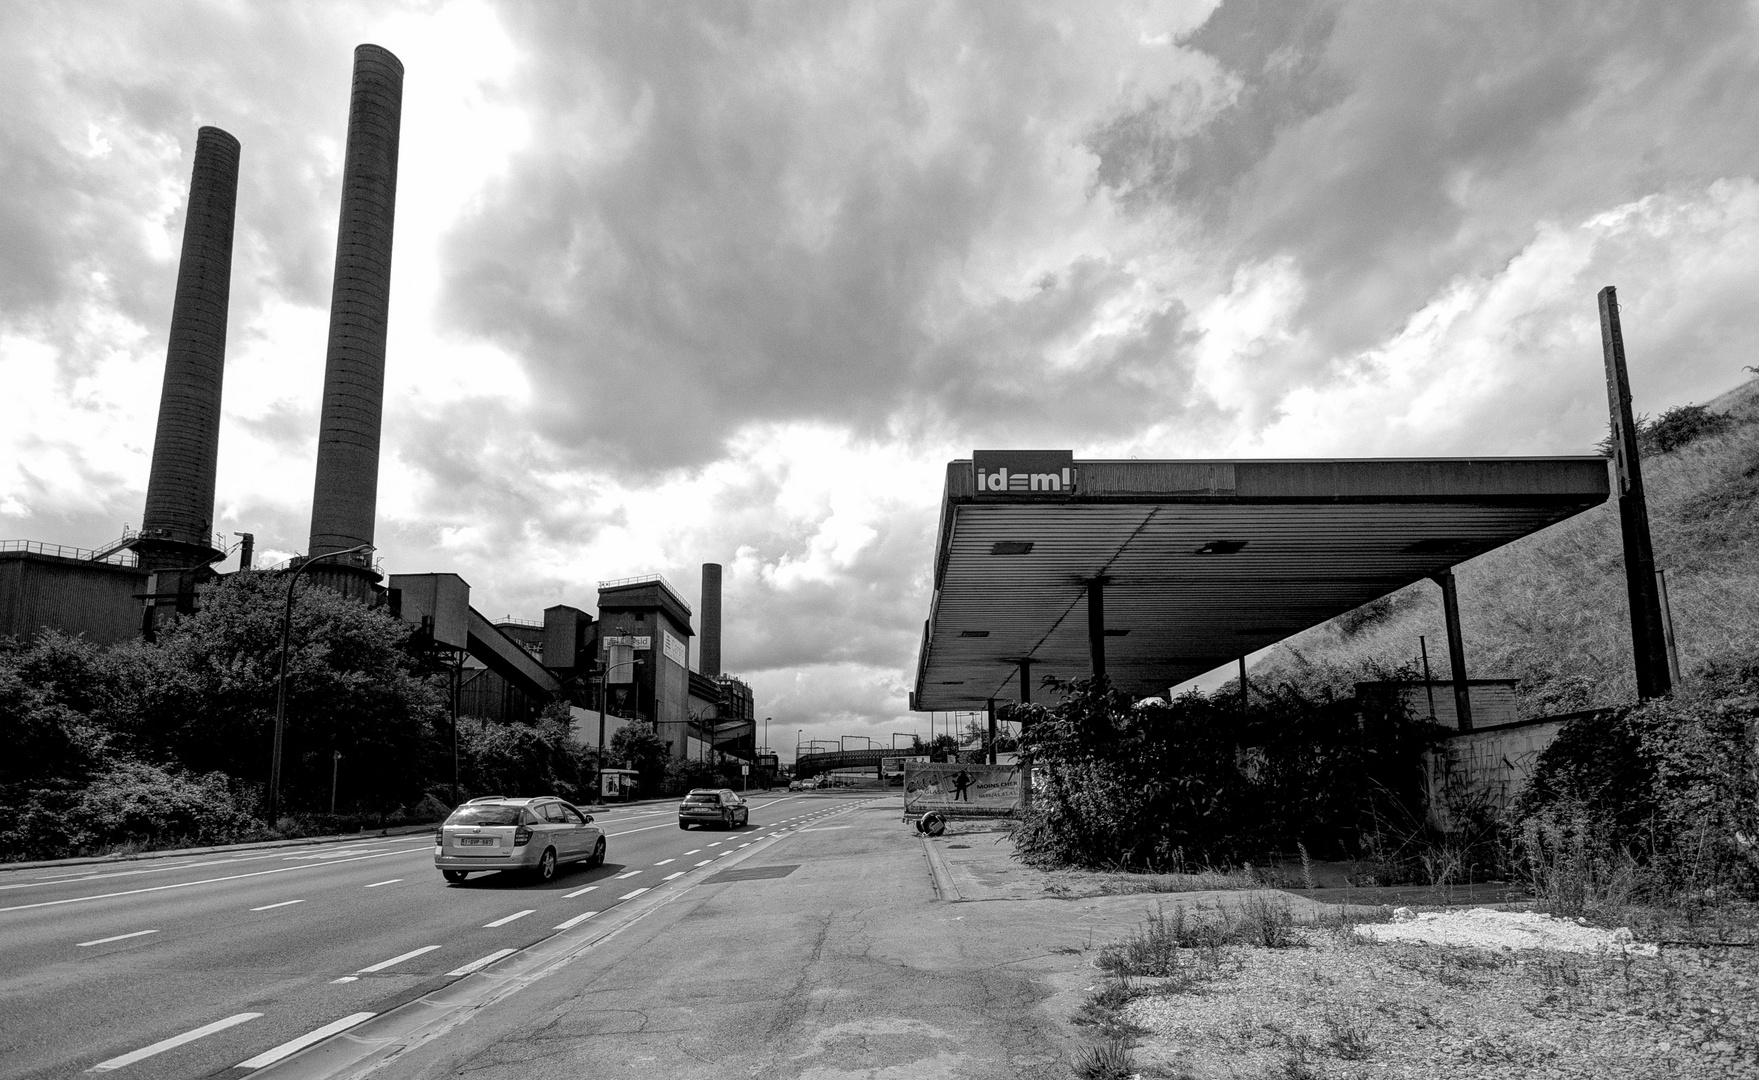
top-left (89, 1012), bottom-right (261, 1072)
top-left (234, 1012), bottom-right (375, 1069)
top-left (613, 870), bottom-right (641, 880)
top-left (483, 910), bottom-right (534, 928)
top-left (618, 888), bottom-right (650, 900)
top-left (364, 879), bottom-right (401, 888)
top-left (562, 885), bottom-right (598, 899)
top-left (357, 945), bottom-right (439, 973)
top-left (76, 929), bottom-right (159, 947)
top-left (250, 899), bottom-right (305, 912)
top-left (554, 911), bottom-right (599, 930)
top-left (654, 859), bottom-right (674, 866)
top-left (663, 872), bottom-right (684, 880)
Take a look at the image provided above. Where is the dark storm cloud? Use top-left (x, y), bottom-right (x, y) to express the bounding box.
top-left (0, 3), bottom-right (364, 367)
top-left (1091, 0), bottom-right (1759, 363)
top-left (436, 3), bottom-right (1213, 473)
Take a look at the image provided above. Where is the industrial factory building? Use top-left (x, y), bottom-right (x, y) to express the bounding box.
top-left (0, 44), bottom-right (758, 766)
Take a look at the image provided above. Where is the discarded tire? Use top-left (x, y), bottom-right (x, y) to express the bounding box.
top-left (918, 811), bottom-right (946, 837)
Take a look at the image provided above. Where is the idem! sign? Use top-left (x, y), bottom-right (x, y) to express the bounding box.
top-left (972, 450), bottom-right (1077, 496)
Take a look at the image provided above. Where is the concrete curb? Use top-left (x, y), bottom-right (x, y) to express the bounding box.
top-left (0, 824), bottom-right (442, 874)
top-left (257, 798), bottom-right (883, 1080)
top-left (920, 836), bottom-right (963, 902)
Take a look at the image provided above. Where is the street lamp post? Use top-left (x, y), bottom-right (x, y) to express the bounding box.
top-left (268, 543), bottom-right (371, 826)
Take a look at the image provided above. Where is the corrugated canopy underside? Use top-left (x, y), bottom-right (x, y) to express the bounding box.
top-left (914, 457), bottom-right (1610, 710)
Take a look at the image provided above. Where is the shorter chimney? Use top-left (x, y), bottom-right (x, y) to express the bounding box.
top-left (700, 563), bottom-right (723, 677)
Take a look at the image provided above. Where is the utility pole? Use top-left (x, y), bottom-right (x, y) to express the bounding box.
top-left (330, 751), bottom-right (341, 814)
top-left (1600, 286), bottom-right (1672, 698)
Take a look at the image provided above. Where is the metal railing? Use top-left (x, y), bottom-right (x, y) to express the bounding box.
top-left (597, 573), bottom-right (672, 590)
top-left (0, 538), bottom-right (139, 567)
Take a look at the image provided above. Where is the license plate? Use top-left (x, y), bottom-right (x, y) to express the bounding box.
top-left (459, 837), bottom-right (495, 846)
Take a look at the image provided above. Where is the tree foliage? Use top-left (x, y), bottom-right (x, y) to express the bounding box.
top-left (0, 572), bottom-right (459, 859)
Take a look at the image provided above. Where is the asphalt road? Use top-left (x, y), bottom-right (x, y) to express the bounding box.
top-left (0, 790), bottom-right (870, 1080)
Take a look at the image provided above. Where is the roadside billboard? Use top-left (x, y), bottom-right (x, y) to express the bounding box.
top-left (881, 755), bottom-right (928, 778)
top-left (903, 761), bottom-right (1022, 817)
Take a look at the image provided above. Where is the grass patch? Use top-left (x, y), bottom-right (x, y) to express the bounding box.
top-left (1071, 1036), bottom-right (1137, 1080)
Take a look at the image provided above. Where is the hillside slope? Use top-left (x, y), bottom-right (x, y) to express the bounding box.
top-left (1249, 375), bottom-right (1759, 718)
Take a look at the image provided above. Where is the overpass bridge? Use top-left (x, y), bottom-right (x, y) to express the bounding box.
top-left (794, 747), bottom-right (896, 780)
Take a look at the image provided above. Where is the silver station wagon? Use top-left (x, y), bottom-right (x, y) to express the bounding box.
top-left (435, 796), bottom-right (605, 883)
top-left (677, 788), bottom-right (749, 830)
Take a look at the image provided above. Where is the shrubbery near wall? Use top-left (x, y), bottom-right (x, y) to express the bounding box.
top-left (1516, 659), bottom-right (1759, 903)
top-left (1005, 675), bottom-right (1445, 871)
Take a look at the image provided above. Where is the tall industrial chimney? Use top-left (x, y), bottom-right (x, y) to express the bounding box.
top-left (700, 562), bottom-right (723, 678)
top-left (305, 44), bottom-right (403, 598)
top-left (132, 126), bottom-right (240, 630)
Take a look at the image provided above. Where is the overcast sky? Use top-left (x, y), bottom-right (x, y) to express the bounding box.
top-left (5, 1), bottom-right (1759, 754)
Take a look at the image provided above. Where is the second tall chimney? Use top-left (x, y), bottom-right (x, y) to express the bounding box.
top-left (701, 563), bottom-right (723, 678)
top-left (306, 44), bottom-right (403, 596)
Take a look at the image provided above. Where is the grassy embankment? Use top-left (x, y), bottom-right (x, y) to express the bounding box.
top-left (1248, 376), bottom-right (1759, 719)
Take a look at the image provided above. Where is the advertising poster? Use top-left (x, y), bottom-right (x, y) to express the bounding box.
top-left (903, 762), bottom-right (1022, 817)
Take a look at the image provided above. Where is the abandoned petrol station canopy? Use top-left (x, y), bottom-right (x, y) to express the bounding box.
top-left (911, 451), bottom-right (1611, 711)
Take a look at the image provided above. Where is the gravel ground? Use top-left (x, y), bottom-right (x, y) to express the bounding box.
top-left (1106, 927), bottom-right (1758, 1079)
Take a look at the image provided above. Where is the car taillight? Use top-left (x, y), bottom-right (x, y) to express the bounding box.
top-left (434, 828), bottom-right (443, 845)
top-left (514, 825), bottom-right (533, 847)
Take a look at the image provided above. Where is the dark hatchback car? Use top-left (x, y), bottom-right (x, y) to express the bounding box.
top-left (435, 796), bottom-right (605, 883)
top-left (677, 788), bottom-right (749, 830)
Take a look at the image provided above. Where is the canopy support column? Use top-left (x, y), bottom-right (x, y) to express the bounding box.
top-left (1431, 567), bottom-right (1473, 732)
top-left (1087, 577), bottom-right (1106, 681)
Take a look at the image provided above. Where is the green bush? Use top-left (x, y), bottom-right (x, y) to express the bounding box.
top-left (1007, 675), bottom-right (1444, 871)
top-left (0, 758), bottom-right (265, 860)
top-left (1516, 667), bottom-right (1759, 903)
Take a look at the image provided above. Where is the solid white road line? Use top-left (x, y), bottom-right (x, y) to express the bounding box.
top-left (562, 885), bottom-right (599, 898)
top-left (363, 879), bottom-right (401, 888)
top-left (1, 847), bottom-right (426, 913)
top-left (613, 870), bottom-right (641, 880)
top-left (662, 872), bottom-right (684, 880)
top-left (0, 850), bottom-right (295, 892)
top-left (234, 1012), bottom-right (375, 1070)
top-left (358, 945), bottom-right (440, 973)
top-left (617, 888), bottom-right (649, 900)
top-left (444, 949), bottom-right (515, 977)
top-left (482, 909), bottom-right (534, 928)
top-left (653, 859), bottom-right (674, 866)
top-left (89, 1012), bottom-right (262, 1072)
top-left (76, 929), bottom-right (159, 947)
top-left (250, 899), bottom-right (305, 911)
top-left (553, 911), bottom-right (599, 930)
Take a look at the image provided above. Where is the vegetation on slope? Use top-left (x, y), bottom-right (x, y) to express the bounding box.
top-left (1246, 376), bottom-right (1759, 719)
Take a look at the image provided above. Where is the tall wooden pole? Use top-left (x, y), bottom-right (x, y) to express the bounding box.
top-left (1599, 286), bottom-right (1672, 698)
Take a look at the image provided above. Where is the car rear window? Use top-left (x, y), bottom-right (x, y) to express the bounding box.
top-left (447, 805), bottom-right (524, 826)
top-left (683, 794), bottom-right (719, 804)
